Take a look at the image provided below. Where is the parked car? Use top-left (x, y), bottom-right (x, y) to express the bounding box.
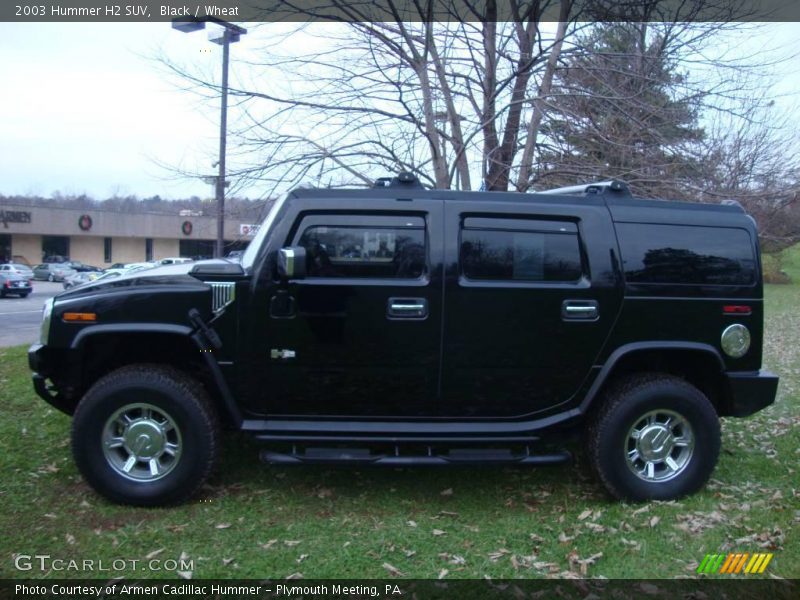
top-left (42, 255), bottom-right (70, 264)
top-left (0, 263), bottom-right (34, 279)
top-left (28, 175), bottom-right (778, 506)
top-left (0, 271), bottom-right (32, 298)
top-left (32, 263), bottom-right (76, 282)
top-left (151, 257), bottom-right (193, 266)
top-left (65, 261), bottom-right (102, 273)
top-left (63, 271), bottom-right (103, 290)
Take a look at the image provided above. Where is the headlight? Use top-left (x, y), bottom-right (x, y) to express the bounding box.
top-left (40, 298), bottom-right (55, 345)
top-left (721, 323), bottom-right (750, 358)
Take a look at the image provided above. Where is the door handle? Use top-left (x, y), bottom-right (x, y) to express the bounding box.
top-left (387, 297), bottom-right (428, 319)
top-left (562, 299), bottom-right (599, 321)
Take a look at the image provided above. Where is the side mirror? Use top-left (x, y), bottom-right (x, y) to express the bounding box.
top-left (277, 247), bottom-right (306, 280)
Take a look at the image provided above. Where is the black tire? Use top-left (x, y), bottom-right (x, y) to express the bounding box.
top-left (48, 274), bottom-right (54, 282)
top-left (72, 365), bottom-right (219, 506)
top-left (19, 292), bottom-right (30, 298)
top-left (586, 373), bottom-right (720, 502)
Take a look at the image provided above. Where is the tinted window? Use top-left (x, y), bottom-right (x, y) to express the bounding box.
top-left (461, 221), bottom-right (582, 282)
top-left (617, 224), bottom-right (756, 285)
top-left (298, 224), bottom-right (426, 279)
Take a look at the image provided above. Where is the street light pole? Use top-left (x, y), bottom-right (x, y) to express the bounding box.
top-left (215, 31), bottom-right (230, 259)
top-left (172, 17), bottom-right (246, 258)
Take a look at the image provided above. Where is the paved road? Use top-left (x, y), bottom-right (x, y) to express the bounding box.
top-left (0, 281), bottom-right (63, 347)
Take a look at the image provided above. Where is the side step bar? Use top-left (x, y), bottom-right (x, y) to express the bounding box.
top-left (260, 446), bottom-right (571, 467)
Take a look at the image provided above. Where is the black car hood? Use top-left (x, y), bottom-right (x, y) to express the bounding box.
top-left (57, 259), bottom-right (241, 298)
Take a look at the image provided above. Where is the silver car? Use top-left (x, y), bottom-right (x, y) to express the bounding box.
top-left (0, 263), bottom-right (34, 279)
top-left (32, 263), bottom-right (77, 282)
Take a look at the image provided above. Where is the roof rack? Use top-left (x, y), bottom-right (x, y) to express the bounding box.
top-left (538, 179), bottom-right (630, 197)
top-left (373, 172), bottom-right (425, 189)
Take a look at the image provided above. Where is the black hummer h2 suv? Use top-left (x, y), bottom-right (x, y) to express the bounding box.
top-left (29, 177), bottom-right (779, 505)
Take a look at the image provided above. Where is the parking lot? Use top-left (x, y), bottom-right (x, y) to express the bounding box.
top-left (0, 281), bottom-right (62, 347)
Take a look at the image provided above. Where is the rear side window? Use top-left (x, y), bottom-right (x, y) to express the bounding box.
top-left (460, 218), bottom-right (582, 282)
top-left (617, 223), bottom-right (756, 285)
top-left (296, 216), bottom-right (426, 279)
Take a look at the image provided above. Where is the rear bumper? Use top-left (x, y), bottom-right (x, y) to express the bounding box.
top-left (725, 370), bottom-right (779, 417)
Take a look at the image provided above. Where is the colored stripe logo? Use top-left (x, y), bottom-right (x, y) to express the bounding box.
top-left (697, 553), bottom-right (773, 574)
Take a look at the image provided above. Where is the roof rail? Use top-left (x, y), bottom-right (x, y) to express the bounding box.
top-left (538, 179), bottom-right (630, 196)
top-left (373, 172), bottom-right (425, 189)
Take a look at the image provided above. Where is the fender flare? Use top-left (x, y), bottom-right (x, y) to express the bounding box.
top-left (578, 341), bottom-right (726, 414)
top-left (70, 323), bottom-right (243, 427)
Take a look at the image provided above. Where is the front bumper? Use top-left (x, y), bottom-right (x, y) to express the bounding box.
top-left (28, 343), bottom-right (75, 415)
top-left (725, 370), bottom-right (779, 417)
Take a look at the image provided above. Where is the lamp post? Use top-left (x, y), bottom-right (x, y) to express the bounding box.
top-left (172, 17), bottom-right (247, 258)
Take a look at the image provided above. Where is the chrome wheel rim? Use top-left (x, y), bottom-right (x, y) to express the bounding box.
top-left (102, 403), bottom-right (182, 481)
top-left (625, 409), bottom-right (694, 482)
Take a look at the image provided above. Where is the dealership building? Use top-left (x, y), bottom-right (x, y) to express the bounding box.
top-left (0, 203), bottom-right (263, 266)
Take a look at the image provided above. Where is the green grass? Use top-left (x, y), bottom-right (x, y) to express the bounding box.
top-left (1, 286), bottom-right (798, 580)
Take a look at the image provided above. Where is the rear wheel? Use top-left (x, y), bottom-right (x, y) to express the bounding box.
top-left (586, 373), bottom-right (720, 501)
top-left (72, 365), bottom-right (219, 506)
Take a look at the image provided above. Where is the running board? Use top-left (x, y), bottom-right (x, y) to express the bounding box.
top-left (259, 446), bottom-right (571, 467)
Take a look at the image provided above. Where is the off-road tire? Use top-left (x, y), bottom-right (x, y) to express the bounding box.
top-left (586, 373), bottom-right (720, 501)
top-left (72, 364), bottom-right (219, 506)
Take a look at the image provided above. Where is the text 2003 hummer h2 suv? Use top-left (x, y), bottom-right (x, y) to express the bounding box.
top-left (29, 177), bottom-right (779, 506)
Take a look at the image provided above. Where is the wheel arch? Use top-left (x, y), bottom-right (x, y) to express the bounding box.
top-left (69, 325), bottom-right (242, 427)
top-left (580, 342), bottom-right (731, 416)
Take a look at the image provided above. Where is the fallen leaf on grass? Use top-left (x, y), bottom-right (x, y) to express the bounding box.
top-left (222, 558), bottom-right (235, 566)
top-left (215, 523), bottom-right (231, 529)
top-left (649, 516), bottom-right (661, 528)
top-left (296, 554), bottom-right (308, 564)
top-left (145, 548), bottom-right (164, 560)
top-left (259, 539), bottom-right (278, 550)
top-left (407, 520), bottom-right (417, 528)
top-left (440, 488), bottom-right (453, 496)
top-left (177, 570), bottom-right (192, 580)
top-left (578, 509), bottom-right (593, 521)
top-left (432, 529), bottom-right (446, 536)
top-left (383, 562), bottom-right (404, 577)
top-left (65, 534), bottom-right (75, 545)
top-left (437, 569), bottom-right (448, 579)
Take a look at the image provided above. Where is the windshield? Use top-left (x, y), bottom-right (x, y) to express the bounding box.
top-left (241, 194), bottom-right (287, 271)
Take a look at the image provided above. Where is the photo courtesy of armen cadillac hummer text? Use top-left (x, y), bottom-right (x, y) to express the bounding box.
top-left (28, 175), bottom-right (779, 506)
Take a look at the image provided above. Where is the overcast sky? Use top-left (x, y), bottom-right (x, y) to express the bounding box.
top-left (1, 22), bottom-right (798, 201)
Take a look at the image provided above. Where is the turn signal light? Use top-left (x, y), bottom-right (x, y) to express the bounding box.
top-left (62, 312), bottom-right (97, 322)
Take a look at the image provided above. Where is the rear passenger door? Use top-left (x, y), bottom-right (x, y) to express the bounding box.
top-left (441, 199), bottom-right (622, 417)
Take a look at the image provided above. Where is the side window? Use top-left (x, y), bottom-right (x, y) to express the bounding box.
top-left (295, 216), bottom-right (426, 279)
top-left (617, 223), bottom-right (756, 285)
top-left (460, 218), bottom-right (582, 283)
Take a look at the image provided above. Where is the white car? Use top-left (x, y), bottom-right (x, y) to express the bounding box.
top-left (151, 257), bottom-right (193, 266)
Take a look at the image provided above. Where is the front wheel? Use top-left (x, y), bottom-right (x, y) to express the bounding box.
top-left (47, 274), bottom-right (54, 282)
top-left (586, 374), bottom-right (720, 501)
top-left (72, 365), bottom-right (219, 506)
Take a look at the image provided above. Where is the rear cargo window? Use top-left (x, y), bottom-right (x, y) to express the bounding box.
top-left (617, 223), bottom-right (756, 285)
top-left (460, 219), bottom-right (582, 283)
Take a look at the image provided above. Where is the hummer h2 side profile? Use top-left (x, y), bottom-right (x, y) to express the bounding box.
top-left (29, 176), bottom-right (779, 505)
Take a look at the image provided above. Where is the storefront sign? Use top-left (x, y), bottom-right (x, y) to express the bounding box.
top-left (0, 210), bottom-right (32, 228)
top-left (240, 223), bottom-right (260, 237)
